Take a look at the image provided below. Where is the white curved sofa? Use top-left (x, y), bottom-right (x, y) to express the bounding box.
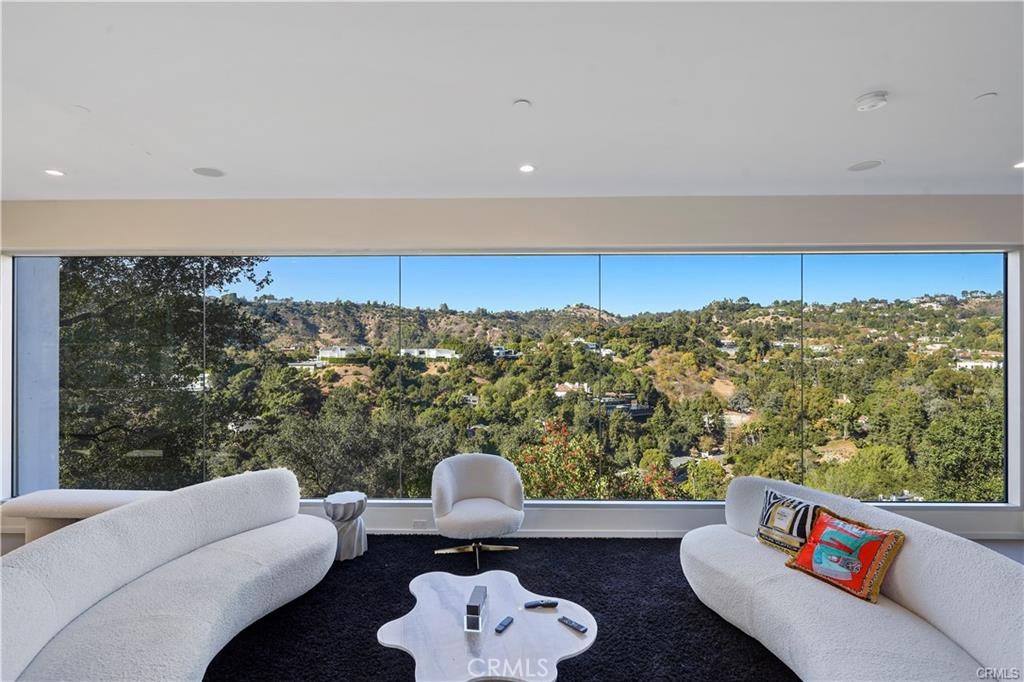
top-left (1, 469), bottom-right (337, 681)
top-left (680, 476), bottom-right (1024, 682)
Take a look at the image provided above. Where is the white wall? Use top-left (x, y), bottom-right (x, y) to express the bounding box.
top-left (2, 195), bottom-right (1022, 254)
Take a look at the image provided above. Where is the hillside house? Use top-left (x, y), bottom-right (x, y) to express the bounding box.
top-left (570, 337), bottom-right (613, 357)
top-left (955, 359), bottom-right (1003, 371)
top-left (669, 456), bottom-right (692, 468)
top-left (491, 346), bottom-right (520, 359)
top-left (185, 372), bottom-right (211, 392)
top-left (466, 424), bottom-right (489, 437)
top-left (554, 382), bottom-right (590, 399)
top-left (318, 345), bottom-right (369, 359)
top-left (598, 392), bottom-right (653, 419)
top-left (287, 360), bottom-right (326, 371)
top-left (400, 347), bottom-right (461, 360)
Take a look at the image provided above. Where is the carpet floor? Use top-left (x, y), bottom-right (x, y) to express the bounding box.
top-left (205, 535), bottom-right (798, 682)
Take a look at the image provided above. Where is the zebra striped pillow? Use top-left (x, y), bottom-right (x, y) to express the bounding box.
top-left (756, 488), bottom-right (822, 555)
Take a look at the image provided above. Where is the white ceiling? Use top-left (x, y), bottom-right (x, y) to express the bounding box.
top-left (2, 2), bottom-right (1023, 200)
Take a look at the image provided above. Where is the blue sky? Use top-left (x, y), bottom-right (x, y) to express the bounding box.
top-left (219, 254), bottom-right (1004, 316)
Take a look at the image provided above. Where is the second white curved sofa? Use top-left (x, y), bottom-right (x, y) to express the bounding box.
top-left (680, 476), bottom-right (1024, 682)
top-left (1, 469), bottom-right (337, 681)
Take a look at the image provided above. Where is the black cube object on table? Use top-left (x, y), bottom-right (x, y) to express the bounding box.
top-left (465, 585), bottom-right (487, 632)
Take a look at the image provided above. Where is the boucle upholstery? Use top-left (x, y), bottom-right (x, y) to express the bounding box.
top-left (681, 476), bottom-right (1024, 681)
top-left (432, 453), bottom-right (525, 540)
top-left (1, 489), bottom-right (169, 519)
top-left (1, 469), bottom-right (337, 681)
top-left (436, 497), bottom-right (526, 539)
top-left (19, 515), bottom-right (335, 681)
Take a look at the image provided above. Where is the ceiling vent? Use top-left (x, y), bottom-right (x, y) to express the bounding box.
top-left (855, 91), bottom-right (888, 112)
top-left (848, 160), bottom-right (883, 172)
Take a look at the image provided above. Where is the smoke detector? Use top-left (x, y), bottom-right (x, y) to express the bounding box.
top-left (855, 91), bottom-right (888, 112)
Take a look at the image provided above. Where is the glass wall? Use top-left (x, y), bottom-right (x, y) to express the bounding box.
top-left (801, 254), bottom-right (1006, 503)
top-left (17, 252), bottom-right (1007, 501)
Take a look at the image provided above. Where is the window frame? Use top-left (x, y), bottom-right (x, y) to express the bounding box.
top-left (3, 248), bottom-right (1021, 540)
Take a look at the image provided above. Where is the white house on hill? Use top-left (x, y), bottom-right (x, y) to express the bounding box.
top-left (956, 359), bottom-right (1003, 371)
top-left (554, 382), bottom-right (591, 399)
top-left (287, 360), bottom-right (326, 371)
top-left (400, 347), bottom-right (461, 360)
top-left (492, 346), bottom-right (520, 359)
top-left (318, 345), bottom-right (369, 359)
top-left (571, 337), bottom-right (614, 357)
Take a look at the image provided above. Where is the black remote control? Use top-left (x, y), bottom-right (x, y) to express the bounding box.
top-left (558, 616), bottom-right (587, 634)
top-left (524, 599), bottom-right (559, 609)
top-left (495, 616), bottom-right (514, 633)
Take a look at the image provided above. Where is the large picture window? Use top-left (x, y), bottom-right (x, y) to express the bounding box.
top-left (15, 252), bottom-right (1008, 502)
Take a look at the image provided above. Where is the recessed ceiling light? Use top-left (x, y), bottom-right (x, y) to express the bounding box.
top-left (855, 91), bottom-right (888, 112)
top-left (43, 169), bottom-right (65, 177)
top-left (848, 160), bottom-right (883, 172)
top-left (1014, 161), bottom-right (1024, 169)
top-left (519, 164), bottom-right (535, 173)
top-left (192, 167), bottom-right (225, 178)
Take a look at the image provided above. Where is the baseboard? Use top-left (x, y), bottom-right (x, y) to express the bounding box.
top-left (299, 499), bottom-right (1024, 541)
top-left (961, 531), bottom-right (1024, 540)
top-left (368, 528), bottom-right (690, 539)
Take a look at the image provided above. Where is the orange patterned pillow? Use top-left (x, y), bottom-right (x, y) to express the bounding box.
top-left (786, 510), bottom-right (905, 603)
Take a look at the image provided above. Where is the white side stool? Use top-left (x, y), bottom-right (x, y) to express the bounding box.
top-left (323, 491), bottom-right (367, 561)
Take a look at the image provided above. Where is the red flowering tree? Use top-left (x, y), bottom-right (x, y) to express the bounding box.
top-left (616, 461), bottom-right (682, 500)
top-left (507, 420), bottom-right (611, 499)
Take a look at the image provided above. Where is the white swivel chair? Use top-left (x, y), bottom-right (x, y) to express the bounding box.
top-left (432, 453), bottom-right (525, 569)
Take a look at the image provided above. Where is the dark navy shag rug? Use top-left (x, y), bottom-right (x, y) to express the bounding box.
top-left (205, 535), bottom-right (797, 682)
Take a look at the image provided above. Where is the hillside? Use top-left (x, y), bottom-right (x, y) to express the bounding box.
top-left (238, 298), bottom-right (622, 350)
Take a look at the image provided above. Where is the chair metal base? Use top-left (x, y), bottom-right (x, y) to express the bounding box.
top-left (435, 541), bottom-right (519, 570)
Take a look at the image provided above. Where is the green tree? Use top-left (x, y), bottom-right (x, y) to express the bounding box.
top-left (754, 448), bottom-right (803, 483)
top-left (684, 458), bottom-right (729, 500)
top-left (59, 256), bottom-right (268, 489)
top-left (806, 445), bottom-right (912, 500)
top-left (863, 383), bottom-right (926, 456)
top-left (919, 400), bottom-right (1004, 501)
top-left (728, 389), bottom-right (753, 414)
top-left (639, 449), bottom-right (670, 470)
top-left (256, 363), bottom-right (322, 423)
top-left (267, 405), bottom-right (378, 497)
top-left (459, 338), bottom-right (496, 366)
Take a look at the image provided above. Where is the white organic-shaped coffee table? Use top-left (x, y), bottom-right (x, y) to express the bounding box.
top-left (378, 571), bottom-right (597, 682)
